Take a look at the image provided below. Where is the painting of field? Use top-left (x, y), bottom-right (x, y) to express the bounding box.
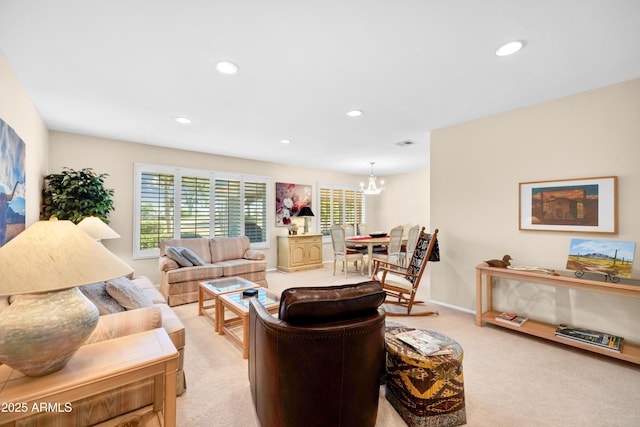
top-left (566, 238), bottom-right (635, 279)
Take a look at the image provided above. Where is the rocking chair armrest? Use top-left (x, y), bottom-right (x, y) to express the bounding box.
top-left (376, 265), bottom-right (419, 280)
top-left (372, 258), bottom-right (405, 272)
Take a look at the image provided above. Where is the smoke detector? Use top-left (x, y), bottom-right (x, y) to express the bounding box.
top-left (395, 140), bottom-right (415, 147)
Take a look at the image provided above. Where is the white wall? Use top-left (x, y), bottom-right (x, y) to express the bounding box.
top-left (48, 132), bottom-right (429, 282)
top-left (431, 78), bottom-right (640, 342)
top-left (0, 51), bottom-right (48, 225)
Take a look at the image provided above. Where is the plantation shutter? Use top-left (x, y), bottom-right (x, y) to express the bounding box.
top-left (139, 172), bottom-right (174, 250)
top-left (180, 175), bottom-right (211, 238)
top-left (214, 178), bottom-right (242, 237)
top-left (244, 180), bottom-right (267, 243)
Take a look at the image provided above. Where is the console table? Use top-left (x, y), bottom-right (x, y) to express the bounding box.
top-left (277, 234), bottom-right (323, 272)
top-left (476, 263), bottom-right (640, 364)
top-left (0, 328), bottom-right (178, 426)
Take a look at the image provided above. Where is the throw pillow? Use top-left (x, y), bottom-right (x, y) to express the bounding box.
top-left (181, 247), bottom-right (205, 266)
top-left (106, 277), bottom-right (154, 310)
top-left (165, 245), bottom-right (193, 267)
top-left (79, 282), bottom-right (126, 315)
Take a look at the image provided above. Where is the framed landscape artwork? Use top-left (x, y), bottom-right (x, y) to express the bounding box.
top-left (0, 118), bottom-right (26, 247)
top-left (566, 238), bottom-right (635, 279)
top-left (275, 182), bottom-right (312, 227)
top-left (519, 176), bottom-right (617, 233)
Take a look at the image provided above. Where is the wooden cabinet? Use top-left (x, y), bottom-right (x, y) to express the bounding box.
top-left (277, 234), bottom-right (323, 272)
top-left (476, 263), bottom-right (640, 365)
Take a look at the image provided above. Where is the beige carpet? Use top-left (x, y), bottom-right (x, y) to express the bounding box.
top-left (172, 267), bottom-right (640, 426)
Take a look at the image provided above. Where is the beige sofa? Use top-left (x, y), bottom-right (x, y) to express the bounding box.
top-left (0, 276), bottom-right (186, 426)
top-left (159, 236), bottom-right (267, 306)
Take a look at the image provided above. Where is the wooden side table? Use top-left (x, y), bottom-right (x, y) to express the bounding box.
top-left (0, 328), bottom-right (178, 427)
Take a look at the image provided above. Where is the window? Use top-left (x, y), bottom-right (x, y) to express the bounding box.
top-left (134, 163), bottom-right (269, 258)
top-left (317, 183), bottom-right (366, 238)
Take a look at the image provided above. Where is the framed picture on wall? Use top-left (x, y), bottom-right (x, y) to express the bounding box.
top-left (0, 118), bottom-right (26, 247)
top-left (275, 182), bottom-right (312, 227)
top-left (519, 176), bottom-right (617, 233)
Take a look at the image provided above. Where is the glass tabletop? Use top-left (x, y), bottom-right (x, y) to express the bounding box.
top-left (224, 288), bottom-right (280, 310)
top-left (201, 277), bottom-right (257, 294)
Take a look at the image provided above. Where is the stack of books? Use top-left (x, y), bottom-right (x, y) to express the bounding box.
top-left (555, 325), bottom-right (623, 352)
top-left (495, 312), bottom-right (529, 327)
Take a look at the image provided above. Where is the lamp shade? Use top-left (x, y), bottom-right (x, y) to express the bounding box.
top-left (77, 216), bottom-right (121, 240)
top-left (297, 206), bottom-right (314, 217)
top-left (0, 219), bottom-right (132, 296)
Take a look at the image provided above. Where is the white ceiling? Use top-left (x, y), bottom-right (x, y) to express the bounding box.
top-left (1, 1), bottom-right (639, 177)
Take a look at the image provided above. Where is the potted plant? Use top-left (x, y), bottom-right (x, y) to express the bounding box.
top-left (41, 167), bottom-right (115, 223)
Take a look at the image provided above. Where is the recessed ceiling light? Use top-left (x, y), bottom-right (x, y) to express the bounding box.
top-left (346, 109), bottom-right (363, 117)
top-left (215, 61), bottom-right (239, 75)
top-left (174, 117), bottom-right (191, 124)
top-left (280, 139), bottom-right (291, 144)
top-left (495, 40), bottom-right (524, 57)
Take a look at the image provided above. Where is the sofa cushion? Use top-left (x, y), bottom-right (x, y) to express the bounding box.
top-left (107, 277), bottom-right (154, 310)
top-left (79, 282), bottom-right (126, 315)
top-left (165, 264), bottom-right (224, 284)
top-left (279, 281), bottom-right (385, 324)
top-left (217, 259), bottom-right (267, 276)
top-left (165, 245), bottom-right (194, 267)
top-left (210, 236), bottom-right (250, 262)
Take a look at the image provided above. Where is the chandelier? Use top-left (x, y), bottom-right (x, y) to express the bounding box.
top-left (360, 162), bottom-right (385, 195)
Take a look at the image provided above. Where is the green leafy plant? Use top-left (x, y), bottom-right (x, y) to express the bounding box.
top-left (41, 168), bottom-right (115, 224)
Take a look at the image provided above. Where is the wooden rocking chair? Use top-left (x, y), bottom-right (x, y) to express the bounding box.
top-left (372, 227), bottom-right (439, 316)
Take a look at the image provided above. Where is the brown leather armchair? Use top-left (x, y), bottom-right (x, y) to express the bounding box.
top-left (248, 281), bottom-right (386, 427)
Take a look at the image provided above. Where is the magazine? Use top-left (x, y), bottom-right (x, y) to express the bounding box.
top-left (395, 329), bottom-right (452, 356)
top-left (555, 325), bottom-right (623, 352)
top-left (495, 313), bottom-right (528, 327)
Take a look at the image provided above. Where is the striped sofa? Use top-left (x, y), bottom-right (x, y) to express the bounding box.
top-left (159, 236), bottom-right (267, 306)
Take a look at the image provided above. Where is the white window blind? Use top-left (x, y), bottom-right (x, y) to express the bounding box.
top-left (317, 184), bottom-right (366, 237)
top-left (134, 163), bottom-right (269, 258)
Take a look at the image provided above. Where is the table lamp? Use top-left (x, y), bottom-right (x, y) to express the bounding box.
top-left (77, 216), bottom-right (121, 241)
top-left (0, 218), bottom-right (133, 376)
top-left (297, 206), bottom-right (314, 234)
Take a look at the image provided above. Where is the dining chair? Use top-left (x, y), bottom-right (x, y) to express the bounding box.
top-left (399, 224), bottom-right (420, 266)
top-left (330, 225), bottom-right (364, 277)
top-left (372, 227), bottom-right (440, 316)
top-left (358, 223), bottom-right (369, 236)
top-left (342, 224), bottom-right (367, 254)
top-left (371, 225), bottom-right (404, 266)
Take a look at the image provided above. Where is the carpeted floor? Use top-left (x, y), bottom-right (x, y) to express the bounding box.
top-left (172, 267), bottom-right (640, 426)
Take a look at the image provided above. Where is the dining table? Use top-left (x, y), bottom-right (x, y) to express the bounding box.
top-left (345, 235), bottom-right (393, 276)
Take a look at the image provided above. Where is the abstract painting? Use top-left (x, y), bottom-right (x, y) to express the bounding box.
top-left (275, 182), bottom-right (312, 226)
top-left (0, 118), bottom-right (26, 246)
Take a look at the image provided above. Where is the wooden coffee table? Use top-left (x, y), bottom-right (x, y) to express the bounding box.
top-left (218, 288), bottom-right (280, 358)
top-left (198, 277), bottom-right (260, 332)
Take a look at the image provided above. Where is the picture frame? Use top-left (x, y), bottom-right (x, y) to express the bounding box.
top-left (519, 176), bottom-right (617, 233)
top-left (275, 182), bottom-right (312, 227)
top-left (0, 118), bottom-right (26, 247)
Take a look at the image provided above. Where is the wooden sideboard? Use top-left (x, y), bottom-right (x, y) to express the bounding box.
top-left (277, 234), bottom-right (323, 272)
top-left (476, 263), bottom-right (640, 365)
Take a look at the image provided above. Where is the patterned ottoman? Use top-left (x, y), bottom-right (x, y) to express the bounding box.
top-left (384, 325), bottom-right (466, 427)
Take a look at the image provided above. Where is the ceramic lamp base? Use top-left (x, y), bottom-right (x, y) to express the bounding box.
top-left (0, 287), bottom-right (99, 376)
